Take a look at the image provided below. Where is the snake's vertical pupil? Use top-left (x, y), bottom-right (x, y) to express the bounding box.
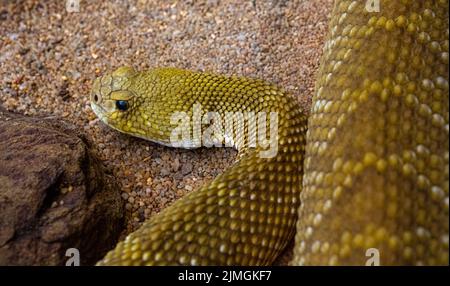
top-left (116, 100), bottom-right (129, 111)
top-left (94, 94), bottom-right (98, 102)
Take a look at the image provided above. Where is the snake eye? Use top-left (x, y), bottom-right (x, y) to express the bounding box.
top-left (116, 100), bottom-right (129, 111)
top-left (93, 94), bottom-right (99, 102)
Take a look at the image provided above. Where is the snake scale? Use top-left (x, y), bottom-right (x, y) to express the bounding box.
top-left (91, 0), bottom-right (449, 265)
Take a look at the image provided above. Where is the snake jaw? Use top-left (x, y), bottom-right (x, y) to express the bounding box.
top-left (90, 101), bottom-right (108, 122)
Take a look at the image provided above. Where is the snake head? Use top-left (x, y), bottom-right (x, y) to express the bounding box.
top-left (90, 66), bottom-right (142, 134)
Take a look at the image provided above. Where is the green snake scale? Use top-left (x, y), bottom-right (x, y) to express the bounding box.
top-left (91, 0), bottom-right (449, 265)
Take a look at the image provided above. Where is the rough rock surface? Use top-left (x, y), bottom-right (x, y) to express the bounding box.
top-left (0, 108), bottom-right (124, 265)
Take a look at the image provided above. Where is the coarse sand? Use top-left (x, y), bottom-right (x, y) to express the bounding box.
top-left (0, 0), bottom-right (332, 264)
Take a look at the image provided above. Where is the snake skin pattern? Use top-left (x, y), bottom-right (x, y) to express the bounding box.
top-left (292, 0), bottom-right (449, 266)
top-left (91, 0), bottom-right (449, 265)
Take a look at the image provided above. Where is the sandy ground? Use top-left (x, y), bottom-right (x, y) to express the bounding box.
top-left (0, 0), bottom-right (332, 264)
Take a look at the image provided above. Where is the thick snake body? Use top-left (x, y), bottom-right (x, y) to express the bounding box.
top-left (91, 0), bottom-right (449, 265)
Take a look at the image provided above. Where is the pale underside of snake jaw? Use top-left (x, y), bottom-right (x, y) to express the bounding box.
top-left (92, 0), bottom-right (449, 266)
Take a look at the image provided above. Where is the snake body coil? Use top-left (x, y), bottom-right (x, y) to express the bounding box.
top-left (91, 0), bottom-right (448, 265)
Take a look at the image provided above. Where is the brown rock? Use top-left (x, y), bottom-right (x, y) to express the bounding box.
top-left (181, 162), bottom-right (193, 175)
top-left (171, 157), bottom-right (181, 172)
top-left (0, 108), bottom-right (124, 265)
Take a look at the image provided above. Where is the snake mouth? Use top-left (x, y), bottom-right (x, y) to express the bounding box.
top-left (90, 101), bottom-right (108, 123)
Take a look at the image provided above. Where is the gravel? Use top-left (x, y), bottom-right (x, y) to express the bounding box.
top-left (0, 0), bottom-right (332, 264)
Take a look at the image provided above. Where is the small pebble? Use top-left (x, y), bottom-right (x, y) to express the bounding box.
top-left (181, 162), bottom-right (193, 175)
top-left (160, 168), bottom-right (170, 177)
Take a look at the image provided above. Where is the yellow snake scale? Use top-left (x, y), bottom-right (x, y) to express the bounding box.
top-left (91, 1), bottom-right (449, 265)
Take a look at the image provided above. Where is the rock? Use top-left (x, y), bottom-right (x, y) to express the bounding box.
top-left (173, 172), bottom-right (183, 180)
top-left (181, 162), bottom-right (193, 175)
top-left (159, 167), bottom-right (170, 177)
top-left (171, 157), bottom-right (181, 172)
top-left (0, 108), bottom-right (124, 266)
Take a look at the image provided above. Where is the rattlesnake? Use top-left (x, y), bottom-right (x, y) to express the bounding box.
top-left (91, 0), bottom-right (449, 265)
